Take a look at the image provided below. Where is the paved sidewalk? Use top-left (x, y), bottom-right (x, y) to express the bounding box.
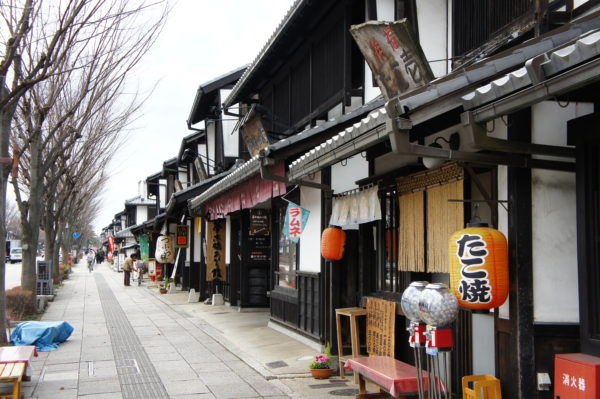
top-left (19, 262), bottom-right (360, 399)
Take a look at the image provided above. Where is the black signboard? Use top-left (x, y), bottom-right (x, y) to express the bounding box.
top-left (249, 209), bottom-right (270, 236)
top-left (248, 235), bottom-right (270, 262)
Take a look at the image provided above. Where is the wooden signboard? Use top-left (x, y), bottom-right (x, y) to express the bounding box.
top-left (350, 20), bottom-right (434, 101)
top-left (206, 220), bottom-right (226, 281)
top-left (366, 298), bottom-right (396, 357)
top-left (241, 113), bottom-right (270, 157)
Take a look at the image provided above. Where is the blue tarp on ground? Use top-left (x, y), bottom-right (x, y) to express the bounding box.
top-left (10, 321), bottom-right (74, 351)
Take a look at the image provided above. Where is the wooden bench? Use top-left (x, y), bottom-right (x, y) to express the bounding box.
top-left (345, 356), bottom-right (429, 399)
top-left (0, 362), bottom-right (25, 399)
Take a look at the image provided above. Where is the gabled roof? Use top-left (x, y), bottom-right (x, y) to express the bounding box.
top-left (178, 130), bottom-right (206, 164)
top-left (125, 196), bottom-right (154, 207)
top-left (187, 65), bottom-right (247, 126)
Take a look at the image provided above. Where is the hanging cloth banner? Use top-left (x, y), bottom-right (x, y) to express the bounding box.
top-left (282, 202), bottom-right (310, 243)
top-left (329, 186), bottom-right (382, 228)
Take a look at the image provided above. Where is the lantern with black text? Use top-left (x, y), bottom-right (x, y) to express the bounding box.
top-left (449, 222), bottom-right (508, 309)
top-left (321, 227), bottom-right (346, 260)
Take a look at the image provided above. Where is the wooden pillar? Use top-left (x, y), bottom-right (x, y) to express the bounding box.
top-left (505, 108), bottom-right (536, 399)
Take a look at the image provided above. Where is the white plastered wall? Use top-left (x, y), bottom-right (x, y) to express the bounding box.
top-left (331, 155), bottom-right (369, 194)
top-left (416, 0), bottom-right (449, 77)
top-left (207, 122), bottom-right (216, 175)
top-left (136, 206), bottom-right (148, 224)
top-left (220, 89), bottom-right (239, 158)
top-left (299, 173), bottom-right (322, 273)
top-left (364, 0), bottom-right (396, 103)
top-left (531, 101), bottom-right (592, 323)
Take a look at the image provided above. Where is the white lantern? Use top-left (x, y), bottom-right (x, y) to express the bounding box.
top-left (155, 235), bottom-right (175, 263)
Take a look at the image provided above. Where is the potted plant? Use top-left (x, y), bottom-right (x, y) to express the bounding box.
top-left (309, 354), bottom-right (333, 379)
top-left (159, 277), bottom-right (170, 294)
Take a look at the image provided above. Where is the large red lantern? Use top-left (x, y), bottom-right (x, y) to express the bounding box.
top-left (321, 227), bottom-right (346, 260)
top-left (449, 223), bottom-right (508, 309)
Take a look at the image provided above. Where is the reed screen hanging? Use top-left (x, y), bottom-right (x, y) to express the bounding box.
top-left (426, 179), bottom-right (464, 273)
top-left (398, 190), bottom-right (425, 272)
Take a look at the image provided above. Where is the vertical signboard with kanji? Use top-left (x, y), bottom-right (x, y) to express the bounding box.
top-left (366, 298), bottom-right (396, 357)
top-left (206, 220), bottom-right (226, 281)
top-left (176, 224), bottom-right (189, 248)
top-left (350, 20), bottom-right (434, 101)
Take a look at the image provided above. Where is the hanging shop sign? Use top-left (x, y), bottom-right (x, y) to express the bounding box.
top-left (282, 202), bottom-right (310, 243)
top-left (155, 235), bottom-right (175, 264)
top-left (329, 186), bottom-right (381, 228)
top-left (321, 227), bottom-right (346, 260)
top-left (139, 234), bottom-right (149, 262)
top-left (206, 220), bottom-right (226, 281)
top-left (107, 236), bottom-right (115, 254)
top-left (350, 20), bottom-right (434, 101)
top-left (241, 112), bottom-right (270, 157)
top-left (249, 209), bottom-right (271, 236)
top-left (449, 223), bottom-right (508, 309)
top-left (175, 224), bottom-right (189, 248)
top-left (195, 217), bottom-right (202, 235)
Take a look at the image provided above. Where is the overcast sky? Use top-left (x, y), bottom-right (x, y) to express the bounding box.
top-left (95, 0), bottom-right (295, 231)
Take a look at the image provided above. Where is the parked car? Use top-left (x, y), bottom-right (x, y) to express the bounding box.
top-left (9, 247), bottom-right (22, 263)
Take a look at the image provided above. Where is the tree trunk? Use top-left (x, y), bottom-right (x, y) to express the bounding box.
top-left (19, 136), bottom-right (43, 308)
top-left (44, 216), bottom-right (60, 285)
top-left (0, 108), bottom-right (12, 344)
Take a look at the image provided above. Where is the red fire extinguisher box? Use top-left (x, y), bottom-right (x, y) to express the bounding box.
top-left (555, 353), bottom-right (600, 398)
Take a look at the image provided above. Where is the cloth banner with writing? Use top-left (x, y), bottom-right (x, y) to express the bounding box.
top-left (282, 202), bottom-right (310, 243)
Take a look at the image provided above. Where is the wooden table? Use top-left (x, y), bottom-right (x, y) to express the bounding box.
top-left (0, 346), bottom-right (36, 367)
top-left (345, 356), bottom-right (430, 399)
top-left (335, 307), bottom-right (367, 380)
top-left (0, 346), bottom-right (36, 399)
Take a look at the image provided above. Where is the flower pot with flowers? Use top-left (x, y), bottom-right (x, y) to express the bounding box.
top-left (309, 354), bottom-right (333, 379)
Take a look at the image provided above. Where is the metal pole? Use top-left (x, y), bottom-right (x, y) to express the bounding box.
top-left (414, 347), bottom-right (425, 399)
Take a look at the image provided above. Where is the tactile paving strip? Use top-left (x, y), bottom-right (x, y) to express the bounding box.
top-left (95, 274), bottom-right (170, 398)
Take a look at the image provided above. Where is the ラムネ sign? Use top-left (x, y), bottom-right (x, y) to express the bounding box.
top-left (282, 202), bottom-right (310, 243)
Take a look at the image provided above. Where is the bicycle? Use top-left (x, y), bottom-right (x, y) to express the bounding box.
top-left (137, 262), bottom-right (148, 286)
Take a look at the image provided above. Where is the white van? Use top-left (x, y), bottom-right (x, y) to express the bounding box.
top-left (9, 248), bottom-right (22, 263)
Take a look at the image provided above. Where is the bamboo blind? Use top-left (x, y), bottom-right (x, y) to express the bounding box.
top-left (426, 179), bottom-right (464, 273)
top-left (398, 190), bottom-right (425, 272)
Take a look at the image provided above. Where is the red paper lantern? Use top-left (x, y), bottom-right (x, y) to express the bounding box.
top-left (321, 227), bottom-right (346, 260)
top-left (449, 223), bottom-right (508, 309)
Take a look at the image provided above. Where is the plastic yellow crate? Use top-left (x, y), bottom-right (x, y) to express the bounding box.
top-left (462, 375), bottom-right (502, 399)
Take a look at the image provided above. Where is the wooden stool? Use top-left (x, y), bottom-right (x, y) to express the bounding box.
top-left (335, 307), bottom-right (367, 380)
top-left (0, 362), bottom-right (25, 399)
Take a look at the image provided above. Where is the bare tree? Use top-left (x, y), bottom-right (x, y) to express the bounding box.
top-left (6, 200), bottom-right (20, 240)
top-left (3, 0), bottom-right (168, 326)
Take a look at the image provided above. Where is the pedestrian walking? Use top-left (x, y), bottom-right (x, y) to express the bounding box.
top-left (86, 250), bottom-right (95, 272)
top-left (122, 254), bottom-right (136, 286)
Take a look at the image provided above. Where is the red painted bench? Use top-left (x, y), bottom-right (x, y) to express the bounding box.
top-left (345, 356), bottom-right (431, 399)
